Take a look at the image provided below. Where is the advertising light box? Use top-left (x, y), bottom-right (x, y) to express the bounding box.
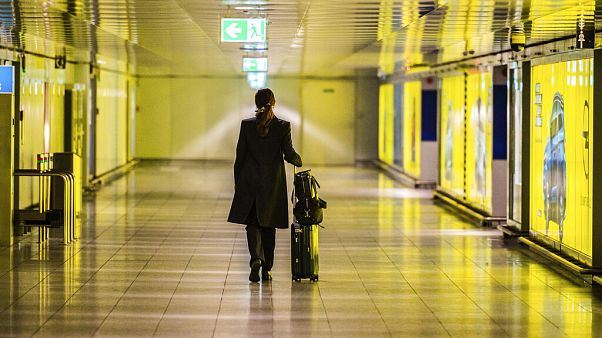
top-left (465, 71), bottom-right (493, 212)
top-left (530, 58), bottom-right (593, 258)
top-left (403, 80), bottom-right (421, 178)
top-left (379, 84), bottom-right (395, 164)
top-left (439, 75), bottom-right (465, 197)
top-left (0, 66), bottom-right (14, 94)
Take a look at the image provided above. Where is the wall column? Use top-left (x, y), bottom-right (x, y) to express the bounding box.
top-left (492, 66), bottom-right (508, 218)
top-left (0, 73), bottom-right (14, 246)
top-left (591, 50), bottom-right (602, 268)
top-left (420, 76), bottom-right (438, 182)
top-left (520, 61), bottom-right (531, 232)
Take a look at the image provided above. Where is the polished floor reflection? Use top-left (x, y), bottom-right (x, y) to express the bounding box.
top-left (1, 162), bottom-right (602, 337)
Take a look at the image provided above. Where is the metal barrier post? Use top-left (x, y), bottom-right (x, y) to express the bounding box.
top-left (37, 154), bottom-right (43, 213)
top-left (36, 154), bottom-right (44, 243)
top-left (15, 153), bottom-right (80, 245)
top-left (15, 169), bottom-right (75, 244)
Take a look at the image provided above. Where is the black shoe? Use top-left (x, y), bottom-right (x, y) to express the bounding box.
top-left (262, 270), bottom-right (272, 281)
top-left (249, 260), bottom-right (261, 283)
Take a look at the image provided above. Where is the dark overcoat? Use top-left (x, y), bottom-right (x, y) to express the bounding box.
top-left (228, 117), bottom-right (302, 229)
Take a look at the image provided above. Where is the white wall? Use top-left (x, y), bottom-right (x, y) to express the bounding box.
top-left (96, 67), bottom-right (129, 175)
top-left (136, 78), bottom-right (172, 158)
top-left (136, 77), bottom-right (251, 160)
top-left (301, 80), bottom-right (355, 164)
top-left (355, 74), bottom-right (379, 162)
top-left (136, 76), bottom-right (378, 164)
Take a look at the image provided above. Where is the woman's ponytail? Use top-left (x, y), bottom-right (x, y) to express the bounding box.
top-left (255, 88), bottom-right (275, 137)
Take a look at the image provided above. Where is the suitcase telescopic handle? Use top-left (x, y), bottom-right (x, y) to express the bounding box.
top-left (291, 165), bottom-right (296, 205)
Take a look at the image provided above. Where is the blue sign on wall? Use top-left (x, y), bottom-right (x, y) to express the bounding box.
top-left (0, 66), bottom-right (14, 94)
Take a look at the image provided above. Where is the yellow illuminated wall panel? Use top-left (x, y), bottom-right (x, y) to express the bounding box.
top-left (439, 75), bottom-right (465, 197)
top-left (403, 80), bottom-right (421, 177)
top-left (377, 0), bottom-right (396, 75)
top-left (379, 84), bottom-right (395, 164)
top-left (530, 58), bottom-right (593, 258)
top-left (465, 71), bottom-right (493, 213)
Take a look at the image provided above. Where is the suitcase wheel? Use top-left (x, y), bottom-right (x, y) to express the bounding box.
top-left (292, 276), bottom-right (301, 282)
top-left (310, 276), bottom-right (319, 282)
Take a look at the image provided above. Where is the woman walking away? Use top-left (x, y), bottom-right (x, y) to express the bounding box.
top-left (228, 88), bottom-right (303, 283)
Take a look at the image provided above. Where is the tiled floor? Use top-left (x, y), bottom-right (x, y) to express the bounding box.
top-left (1, 162), bottom-right (602, 337)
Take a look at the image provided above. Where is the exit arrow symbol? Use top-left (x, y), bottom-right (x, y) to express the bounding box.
top-left (226, 23), bottom-right (242, 39)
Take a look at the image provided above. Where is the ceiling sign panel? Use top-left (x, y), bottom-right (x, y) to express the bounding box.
top-left (247, 72), bottom-right (267, 89)
top-left (221, 18), bottom-right (267, 43)
top-left (243, 57), bottom-right (268, 72)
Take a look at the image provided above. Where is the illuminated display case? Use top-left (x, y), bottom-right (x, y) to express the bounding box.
top-left (465, 70), bottom-right (493, 213)
top-left (378, 78), bottom-right (437, 187)
top-left (439, 74), bottom-right (466, 199)
top-left (530, 56), bottom-right (593, 263)
top-left (438, 69), bottom-right (494, 214)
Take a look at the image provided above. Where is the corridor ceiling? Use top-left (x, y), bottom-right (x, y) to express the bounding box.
top-left (1, 0), bottom-right (597, 76)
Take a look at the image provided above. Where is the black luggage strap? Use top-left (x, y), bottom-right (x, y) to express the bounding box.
top-left (291, 167), bottom-right (320, 204)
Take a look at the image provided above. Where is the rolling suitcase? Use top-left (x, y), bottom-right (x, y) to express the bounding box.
top-left (290, 166), bottom-right (322, 282)
top-left (291, 222), bottom-right (319, 282)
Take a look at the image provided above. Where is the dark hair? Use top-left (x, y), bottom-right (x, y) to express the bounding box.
top-left (255, 88), bottom-right (275, 137)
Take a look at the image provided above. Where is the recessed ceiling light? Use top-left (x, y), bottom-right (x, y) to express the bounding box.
top-left (241, 42), bottom-right (268, 51)
top-left (224, 0), bottom-right (268, 5)
top-left (241, 47), bottom-right (268, 51)
top-left (234, 6), bottom-right (269, 11)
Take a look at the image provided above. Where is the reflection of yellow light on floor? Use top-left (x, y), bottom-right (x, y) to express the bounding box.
top-left (439, 229), bottom-right (498, 237)
top-left (325, 186), bottom-right (432, 199)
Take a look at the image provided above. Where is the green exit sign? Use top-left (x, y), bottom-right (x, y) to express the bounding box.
top-left (221, 18), bottom-right (267, 43)
top-left (243, 58), bottom-right (268, 72)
